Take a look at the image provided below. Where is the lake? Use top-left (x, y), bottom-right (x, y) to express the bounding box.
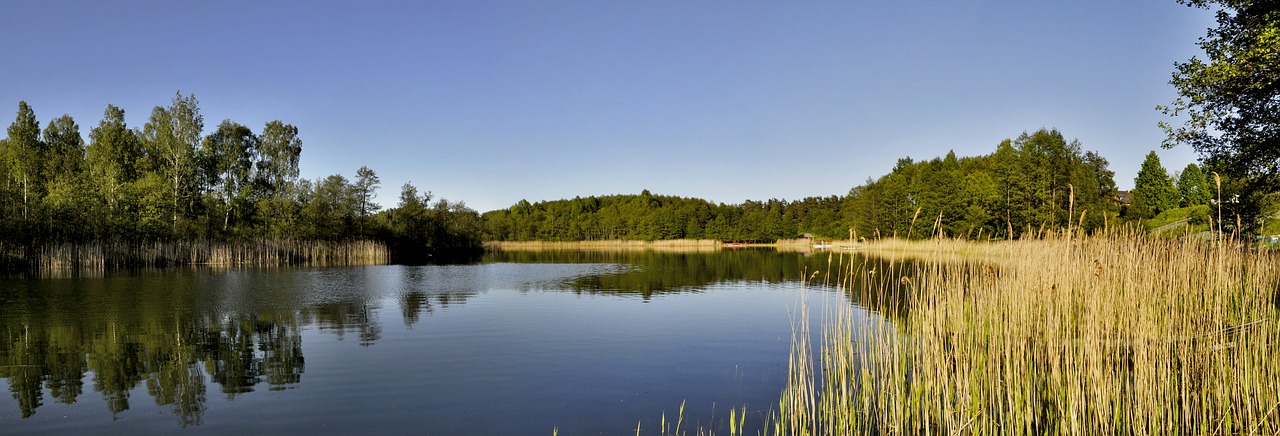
top-left (0, 249), bottom-right (899, 434)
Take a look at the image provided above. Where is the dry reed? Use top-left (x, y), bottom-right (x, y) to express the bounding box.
top-left (775, 230), bottom-right (1280, 435)
top-left (32, 239), bottom-right (389, 272)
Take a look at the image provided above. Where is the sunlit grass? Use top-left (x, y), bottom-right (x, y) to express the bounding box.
top-left (774, 230), bottom-right (1280, 435)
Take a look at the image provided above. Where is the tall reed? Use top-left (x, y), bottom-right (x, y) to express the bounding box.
top-left (31, 239), bottom-right (390, 272)
top-left (775, 230), bottom-right (1280, 435)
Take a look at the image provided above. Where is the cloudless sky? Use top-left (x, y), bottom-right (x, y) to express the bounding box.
top-left (0, 1), bottom-right (1215, 212)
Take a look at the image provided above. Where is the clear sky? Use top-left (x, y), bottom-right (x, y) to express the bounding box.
top-left (0, 1), bottom-right (1215, 212)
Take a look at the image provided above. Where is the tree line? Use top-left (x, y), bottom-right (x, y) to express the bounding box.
top-left (482, 129), bottom-right (1235, 242)
top-left (0, 93), bottom-right (482, 269)
top-left (489, 0), bottom-right (1280, 243)
top-left (1160, 0), bottom-right (1279, 234)
top-left (483, 190), bottom-right (821, 242)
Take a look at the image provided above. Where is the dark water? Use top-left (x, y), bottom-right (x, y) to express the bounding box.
top-left (0, 250), bottom-right (899, 434)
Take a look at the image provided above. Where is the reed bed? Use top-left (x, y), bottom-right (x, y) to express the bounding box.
top-left (32, 239), bottom-right (389, 272)
top-left (488, 239), bottom-right (723, 252)
top-left (775, 231), bottom-right (1280, 435)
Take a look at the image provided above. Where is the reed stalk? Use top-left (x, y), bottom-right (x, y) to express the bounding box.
top-left (775, 230), bottom-right (1280, 435)
top-left (29, 239), bottom-right (390, 274)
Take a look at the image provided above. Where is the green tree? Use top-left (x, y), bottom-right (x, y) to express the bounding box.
top-left (257, 120), bottom-right (302, 197)
top-left (4, 101), bottom-right (44, 219)
top-left (253, 121), bottom-right (303, 238)
top-left (1177, 163), bottom-right (1212, 207)
top-left (990, 139), bottom-right (1023, 238)
top-left (391, 183), bottom-right (430, 242)
top-left (354, 165), bottom-right (381, 236)
top-left (1012, 130), bottom-right (1083, 231)
top-left (86, 105), bottom-right (143, 234)
top-left (140, 92), bottom-right (204, 233)
top-left (42, 115), bottom-right (85, 180)
top-left (1078, 151), bottom-right (1120, 231)
top-left (1132, 151), bottom-right (1181, 219)
top-left (200, 120), bottom-right (257, 231)
top-left (959, 170), bottom-right (1000, 237)
top-left (41, 115), bottom-right (92, 240)
top-left (302, 174), bottom-right (357, 240)
top-left (1161, 0), bottom-right (1280, 233)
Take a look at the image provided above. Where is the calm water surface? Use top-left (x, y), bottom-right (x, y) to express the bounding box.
top-left (0, 250), bottom-right (897, 434)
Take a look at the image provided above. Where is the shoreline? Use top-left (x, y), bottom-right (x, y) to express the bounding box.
top-left (485, 239), bottom-right (724, 252)
top-left (485, 238), bottom-right (862, 253)
top-left (485, 237), bottom-right (1025, 260)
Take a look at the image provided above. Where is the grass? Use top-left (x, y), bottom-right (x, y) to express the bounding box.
top-left (621, 400), bottom-right (751, 436)
top-left (1144, 205), bottom-right (1213, 237)
top-left (773, 230), bottom-right (1280, 435)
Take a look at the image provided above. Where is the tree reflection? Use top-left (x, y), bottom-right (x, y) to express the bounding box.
top-left (484, 249), bottom-right (918, 318)
top-left (400, 291), bottom-right (431, 327)
top-left (307, 302), bottom-right (381, 346)
top-left (0, 279), bottom-right (322, 425)
top-left (1, 250), bottom-right (930, 426)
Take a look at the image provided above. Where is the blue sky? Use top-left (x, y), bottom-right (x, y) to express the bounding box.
top-left (1, 1), bottom-right (1214, 212)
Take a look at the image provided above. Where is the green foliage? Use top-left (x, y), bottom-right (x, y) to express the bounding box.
top-left (42, 114), bottom-right (85, 180)
top-left (482, 193), bottom-right (818, 242)
top-left (354, 165), bottom-right (381, 237)
top-left (1176, 163), bottom-right (1212, 207)
top-left (379, 182), bottom-right (482, 260)
top-left (1142, 204), bottom-right (1216, 239)
top-left (4, 101), bottom-right (43, 220)
top-left (1146, 204), bottom-right (1213, 234)
top-left (1161, 0), bottom-right (1280, 234)
top-left (0, 97), bottom-right (483, 269)
top-left (1131, 151), bottom-right (1181, 219)
top-left (200, 120), bottom-right (258, 232)
top-left (847, 129), bottom-right (1116, 239)
top-left (86, 104), bottom-right (143, 234)
top-left (257, 120), bottom-right (302, 197)
top-left (140, 92), bottom-right (205, 232)
top-left (481, 129), bottom-right (1119, 242)
top-left (302, 174), bottom-right (358, 240)
top-left (1188, 205), bottom-right (1210, 225)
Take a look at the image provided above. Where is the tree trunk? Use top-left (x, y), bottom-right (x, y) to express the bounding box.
top-left (172, 173), bottom-right (179, 233)
top-left (223, 193), bottom-right (232, 231)
top-left (22, 173), bottom-right (29, 219)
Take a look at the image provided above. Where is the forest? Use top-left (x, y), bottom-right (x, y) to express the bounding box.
top-left (2, 93), bottom-right (1251, 262)
top-left (0, 93), bottom-right (483, 270)
top-left (483, 129), bottom-right (1236, 242)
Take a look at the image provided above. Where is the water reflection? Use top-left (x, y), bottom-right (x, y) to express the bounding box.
top-left (2, 309), bottom-right (307, 426)
top-left (1, 249), bottom-right (918, 429)
top-left (488, 249), bottom-right (919, 318)
top-left (0, 271), bottom-right (342, 425)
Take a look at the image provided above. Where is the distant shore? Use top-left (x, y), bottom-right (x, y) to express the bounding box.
top-left (485, 237), bottom-right (1031, 260)
top-left (485, 239), bottom-right (724, 252)
top-left (485, 238), bottom-right (865, 253)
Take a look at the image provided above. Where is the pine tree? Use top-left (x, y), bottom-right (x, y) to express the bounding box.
top-left (1132, 151), bottom-right (1180, 218)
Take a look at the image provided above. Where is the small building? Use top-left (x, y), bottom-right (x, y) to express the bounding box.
top-left (1115, 190), bottom-right (1133, 206)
